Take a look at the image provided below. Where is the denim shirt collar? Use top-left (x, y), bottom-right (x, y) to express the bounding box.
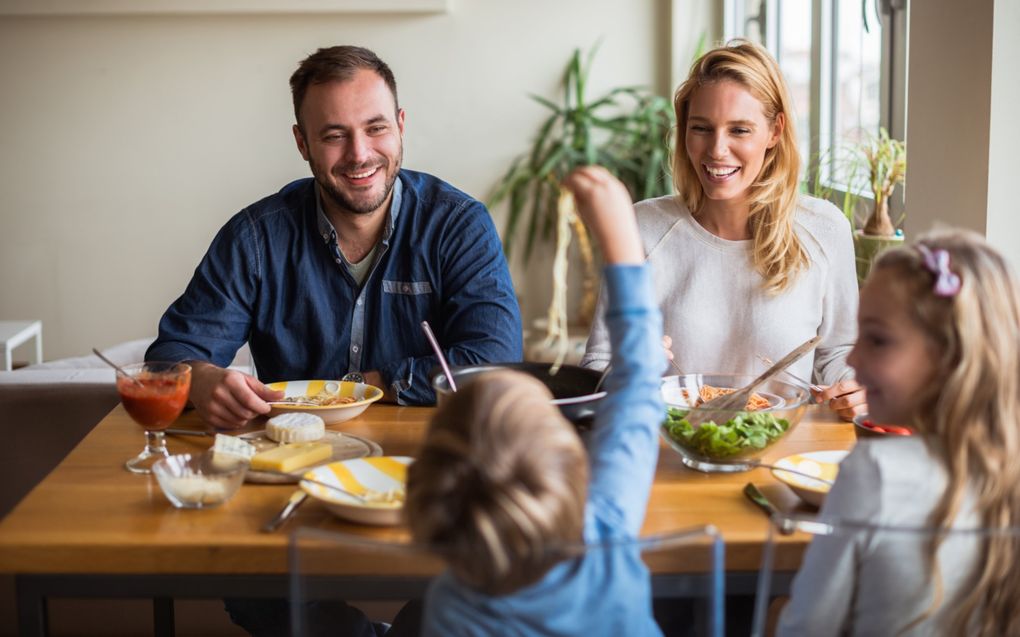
top-left (314, 176), bottom-right (403, 250)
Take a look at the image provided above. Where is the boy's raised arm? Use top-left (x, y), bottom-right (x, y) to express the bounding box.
top-left (563, 167), bottom-right (665, 535)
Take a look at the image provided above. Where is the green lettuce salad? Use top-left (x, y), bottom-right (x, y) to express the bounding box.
top-left (663, 407), bottom-right (790, 460)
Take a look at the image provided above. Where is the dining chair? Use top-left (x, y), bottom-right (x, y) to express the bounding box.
top-left (288, 525), bottom-right (726, 637)
top-left (751, 512), bottom-right (1020, 637)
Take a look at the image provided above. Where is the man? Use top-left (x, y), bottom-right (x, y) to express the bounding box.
top-left (147, 45), bottom-right (522, 428)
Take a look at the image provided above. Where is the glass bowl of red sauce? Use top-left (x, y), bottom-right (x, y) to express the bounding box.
top-left (117, 362), bottom-right (191, 474)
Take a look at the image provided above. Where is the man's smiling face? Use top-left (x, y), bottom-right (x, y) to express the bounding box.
top-left (293, 69), bottom-right (405, 217)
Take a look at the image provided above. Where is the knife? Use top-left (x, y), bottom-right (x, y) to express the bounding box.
top-left (743, 483), bottom-right (795, 535)
top-left (261, 490), bottom-right (309, 533)
top-left (164, 428), bottom-right (213, 437)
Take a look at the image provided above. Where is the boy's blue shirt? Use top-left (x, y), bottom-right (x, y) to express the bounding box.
top-left (423, 264), bottom-right (665, 636)
top-left (145, 170), bottom-right (522, 405)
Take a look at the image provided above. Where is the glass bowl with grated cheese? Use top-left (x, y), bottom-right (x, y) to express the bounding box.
top-left (152, 453), bottom-right (248, 509)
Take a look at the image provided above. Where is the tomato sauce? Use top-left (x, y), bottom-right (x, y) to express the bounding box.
top-left (117, 376), bottom-right (190, 430)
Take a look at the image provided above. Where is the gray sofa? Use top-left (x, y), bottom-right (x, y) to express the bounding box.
top-left (0, 338), bottom-right (251, 518)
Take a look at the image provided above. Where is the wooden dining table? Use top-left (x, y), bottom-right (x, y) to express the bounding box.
top-left (0, 402), bottom-right (855, 636)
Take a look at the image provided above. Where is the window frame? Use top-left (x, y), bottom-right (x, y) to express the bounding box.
top-left (723, 0), bottom-right (909, 226)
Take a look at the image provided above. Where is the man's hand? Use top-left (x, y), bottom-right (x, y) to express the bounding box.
top-left (812, 379), bottom-right (867, 422)
top-left (187, 361), bottom-right (284, 429)
top-left (562, 166), bottom-right (643, 265)
top-left (362, 370), bottom-right (396, 403)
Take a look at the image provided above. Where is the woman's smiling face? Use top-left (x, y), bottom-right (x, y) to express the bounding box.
top-left (684, 79), bottom-right (782, 208)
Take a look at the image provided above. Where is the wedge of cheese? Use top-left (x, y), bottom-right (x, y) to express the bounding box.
top-left (210, 434), bottom-right (257, 470)
top-left (266, 412), bottom-right (326, 443)
top-left (250, 442), bottom-right (333, 473)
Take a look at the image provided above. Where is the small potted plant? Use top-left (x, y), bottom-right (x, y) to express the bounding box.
top-left (811, 127), bottom-right (906, 283)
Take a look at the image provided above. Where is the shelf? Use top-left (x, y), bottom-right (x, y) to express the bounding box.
top-left (0, 0), bottom-right (448, 15)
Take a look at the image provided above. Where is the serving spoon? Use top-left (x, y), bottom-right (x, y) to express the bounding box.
top-left (422, 320), bottom-right (457, 392)
top-left (91, 348), bottom-right (143, 387)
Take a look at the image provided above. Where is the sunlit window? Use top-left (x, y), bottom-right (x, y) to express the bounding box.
top-left (724, 0), bottom-right (906, 207)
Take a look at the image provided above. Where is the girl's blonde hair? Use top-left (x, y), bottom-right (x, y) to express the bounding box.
top-left (405, 370), bottom-right (588, 595)
top-left (672, 40), bottom-right (806, 293)
top-left (873, 230), bottom-right (1020, 635)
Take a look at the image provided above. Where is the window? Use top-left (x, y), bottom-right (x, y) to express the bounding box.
top-left (724, 0), bottom-right (909, 224)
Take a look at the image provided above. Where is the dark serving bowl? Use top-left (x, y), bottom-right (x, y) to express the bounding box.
top-left (430, 362), bottom-right (606, 425)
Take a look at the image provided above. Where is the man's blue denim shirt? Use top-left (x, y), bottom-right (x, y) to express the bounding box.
top-left (146, 169), bottom-right (523, 405)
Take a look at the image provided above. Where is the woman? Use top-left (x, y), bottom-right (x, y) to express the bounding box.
top-left (581, 40), bottom-right (865, 420)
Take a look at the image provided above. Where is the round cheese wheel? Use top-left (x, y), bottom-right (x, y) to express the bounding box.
top-left (266, 412), bottom-right (326, 443)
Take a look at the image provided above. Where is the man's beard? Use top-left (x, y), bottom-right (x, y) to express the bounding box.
top-left (315, 148), bottom-right (402, 216)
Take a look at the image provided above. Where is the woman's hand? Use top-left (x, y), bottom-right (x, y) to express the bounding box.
top-left (662, 335), bottom-right (675, 361)
top-left (812, 379), bottom-right (867, 422)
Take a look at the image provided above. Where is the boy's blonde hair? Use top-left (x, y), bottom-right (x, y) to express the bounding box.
top-left (406, 370), bottom-right (588, 595)
top-left (672, 40), bottom-right (806, 294)
top-left (873, 230), bottom-right (1020, 635)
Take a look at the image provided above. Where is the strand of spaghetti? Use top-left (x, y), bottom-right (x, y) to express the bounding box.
top-left (543, 189), bottom-right (575, 375)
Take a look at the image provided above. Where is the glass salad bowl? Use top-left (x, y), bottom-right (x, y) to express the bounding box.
top-left (660, 373), bottom-right (811, 473)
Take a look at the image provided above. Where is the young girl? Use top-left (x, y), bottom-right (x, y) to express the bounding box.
top-left (581, 40), bottom-right (866, 421)
top-left (779, 229), bottom-right (1020, 635)
top-left (405, 166), bottom-right (666, 636)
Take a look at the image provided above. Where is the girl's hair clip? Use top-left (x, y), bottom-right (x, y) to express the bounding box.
top-left (916, 244), bottom-right (962, 297)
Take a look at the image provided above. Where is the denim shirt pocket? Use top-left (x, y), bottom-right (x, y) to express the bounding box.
top-left (382, 280), bottom-right (433, 295)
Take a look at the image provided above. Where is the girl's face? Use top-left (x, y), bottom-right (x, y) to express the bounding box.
top-left (848, 268), bottom-right (939, 425)
top-left (684, 80), bottom-right (782, 208)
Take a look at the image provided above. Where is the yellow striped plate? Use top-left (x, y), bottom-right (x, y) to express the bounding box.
top-left (265, 380), bottom-right (383, 424)
top-left (771, 450), bottom-right (847, 507)
top-left (300, 456), bottom-right (412, 526)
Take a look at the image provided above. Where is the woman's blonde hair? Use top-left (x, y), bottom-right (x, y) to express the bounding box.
top-left (873, 229), bottom-right (1020, 635)
top-left (672, 40), bottom-right (805, 293)
top-left (405, 370), bottom-right (588, 595)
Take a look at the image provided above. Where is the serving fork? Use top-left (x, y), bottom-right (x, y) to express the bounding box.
top-left (755, 354), bottom-right (822, 393)
top-left (685, 335), bottom-right (821, 428)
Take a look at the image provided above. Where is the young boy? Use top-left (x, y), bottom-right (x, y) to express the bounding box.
top-left (405, 166), bottom-right (666, 636)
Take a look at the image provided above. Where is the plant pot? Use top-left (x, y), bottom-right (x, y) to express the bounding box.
top-left (853, 230), bottom-right (905, 285)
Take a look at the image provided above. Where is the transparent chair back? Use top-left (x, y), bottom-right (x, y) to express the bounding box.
top-left (290, 524), bottom-right (725, 637)
top-left (751, 512), bottom-right (1020, 637)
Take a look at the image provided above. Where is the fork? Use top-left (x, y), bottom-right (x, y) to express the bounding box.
top-left (685, 336), bottom-right (821, 428)
top-left (756, 354), bottom-right (822, 392)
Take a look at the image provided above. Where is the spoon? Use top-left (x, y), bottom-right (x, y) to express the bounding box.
top-left (257, 470), bottom-right (372, 504)
top-left (593, 365), bottom-right (612, 393)
top-left (421, 320), bottom-right (456, 392)
top-left (92, 347), bottom-right (143, 387)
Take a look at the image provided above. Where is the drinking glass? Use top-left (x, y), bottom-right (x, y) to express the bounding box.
top-left (116, 361), bottom-right (192, 474)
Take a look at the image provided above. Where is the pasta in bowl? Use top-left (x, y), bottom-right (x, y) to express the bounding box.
top-left (660, 373), bottom-right (811, 473)
top-left (265, 380), bottom-right (383, 425)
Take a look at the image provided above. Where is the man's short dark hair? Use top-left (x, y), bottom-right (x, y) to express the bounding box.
top-left (289, 45), bottom-right (399, 127)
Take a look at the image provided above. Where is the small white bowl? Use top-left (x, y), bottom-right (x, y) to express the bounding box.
top-left (152, 453), bottom-right (247, 509)
top-left (300, 456), bottom-right (412, 526)
top-left (266, 380), bottom-right (383, 425)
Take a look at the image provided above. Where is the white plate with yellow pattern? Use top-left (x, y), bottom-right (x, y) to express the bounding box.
top-left (266, 380), bottom-right (383, 424)
top-left (300, 456), bottom-right (412, 526)
top-left (771, 450), bottom-right (847, 507)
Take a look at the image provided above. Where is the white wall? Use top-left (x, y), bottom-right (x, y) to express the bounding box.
top-left (986, 0), bottom-right (1020, 255)
top-left (0, 1), bottom-right (670, 360)
top-left (904, 0), bottom-right (1020, 266)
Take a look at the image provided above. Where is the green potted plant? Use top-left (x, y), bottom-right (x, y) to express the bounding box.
top-left (809, 127), bottom-right (906, 283)
top-left (488, 45), bottom-right (675, 326)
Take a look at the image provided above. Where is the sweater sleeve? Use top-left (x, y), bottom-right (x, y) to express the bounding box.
top-left (579, 282), bottom-right (611, 372)
top-left (777, 443), bottom-right (882, 636)
top-left (585, 265), bottom-right (665, 536)
top-left (811, 210), bottom-right (859, 386)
